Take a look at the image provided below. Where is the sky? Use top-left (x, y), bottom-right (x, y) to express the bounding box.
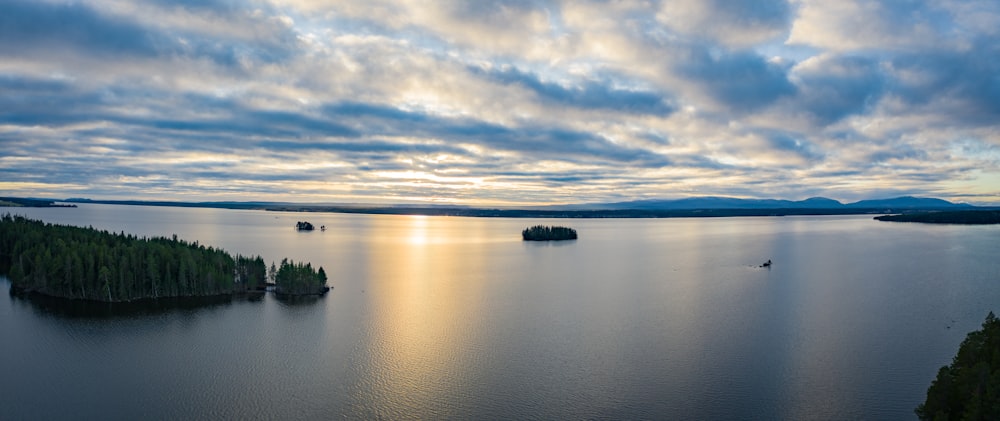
top-left (2, 0), bottom-right (1000, 206)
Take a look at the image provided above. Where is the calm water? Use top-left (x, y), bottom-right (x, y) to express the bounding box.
top-left (2, 204), bottom-right (999, 420)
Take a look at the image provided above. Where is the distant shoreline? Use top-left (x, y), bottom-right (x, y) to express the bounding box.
top-left (34, 198), bottom-right (996, 219)
top-left (7, 198), bottom-right (997, 219)
top-left (875, 210), bottom-right (1000, 225)
top-left (0, 197), bottom-right (76, 208)
top-left (265, 205), bottom-right (891, 218)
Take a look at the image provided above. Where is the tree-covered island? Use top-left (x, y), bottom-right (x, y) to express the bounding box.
top-left (270, 258), bottom-right (329, 296)
top-left (917, 312), bottom-right (1000, 420)
top-left (0, 214), bottom-right (328, 302)
top-left (522, 225), bottom-right (578, 241)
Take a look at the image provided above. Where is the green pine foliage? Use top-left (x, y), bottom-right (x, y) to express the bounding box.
top-left (272, 257), bottom-right (328, 295)
top-left (522, 225), bottom-right (577, 241)
top-left (917, 312), bottom-right (1000, 420)
top-left (0, 214), bottom-right (270, 301)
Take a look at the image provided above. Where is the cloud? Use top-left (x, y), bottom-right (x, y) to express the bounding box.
top-left (766, 132), bottom-right (824, 162)
top-left (677, 48), bottom-right (796, 112)
top-left (657, 0), bottom-right (792, 46)
top-left (316, 101), bottom-right (672, 166)
top-left (468, 65), bottom-right (674, 115)
top-left (0, 1), bottom-right (165, 58)
top-left (787, 54), bottom-right (886, 125)
top-left (0, 0), bottom-right (300, 68)
top-left (787, 1), bottom-right (952, 52)
top-left (1, 0), bottom-right (999, 204)
top-left (886, 39), bottom-right (1000, 124)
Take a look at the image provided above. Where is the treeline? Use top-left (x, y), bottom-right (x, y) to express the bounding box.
top-left (271, 258), bottom-right (328, 295)
top-left (917, 312), bottom-right (1000, 420)
top-left (876, 210), bottom-right (1000, 225)
top-left (0, 214), bottom-right (325, 302)
top-left (0, 197), bottom-right (76, 208)
top-left (522, 225), bottom-right (578, 241)
top-left (265, 206), bottom-right (894, 218)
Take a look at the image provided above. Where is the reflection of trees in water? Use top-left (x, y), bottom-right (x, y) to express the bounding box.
top-left (273, 293), bottom-right (323, 306)
top-left (7, 287), bottom-right (263, 319)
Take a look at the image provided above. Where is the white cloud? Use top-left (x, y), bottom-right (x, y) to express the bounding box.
top-left (657, 0), bottom-right (791, 47)
top-left (0, 0), bottom-right (998, 204)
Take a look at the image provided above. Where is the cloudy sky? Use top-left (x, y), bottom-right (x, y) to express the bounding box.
top-left (2, 0), bottom-right (999, 205)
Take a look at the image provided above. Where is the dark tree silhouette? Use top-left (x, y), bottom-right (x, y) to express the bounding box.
top-left (274, 258), bottom-right (328, 296)
top-left (917, 312), bottom-right (1000, 420)
top-left (0, 214), bottom-right (326, 302)
top-left (522, 225), bottom-right (577, 241)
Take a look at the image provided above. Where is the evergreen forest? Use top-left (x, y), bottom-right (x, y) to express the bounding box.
top-left (522, 225), bottom-right (578, 241)
top-left (917, 312), bottom-right (1000, 420)
top-left (875, 210), bottom-right (1000, 225)
top-left (0, 214), bottom-right (326, 301)
top-left (270, 258), bottom-right (328, 295)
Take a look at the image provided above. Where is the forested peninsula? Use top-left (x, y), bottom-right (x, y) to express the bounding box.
top-left (875, 210), bottom-right (1000, 224)
top-left (0, 214), bottom-right (328, 302)
top-left (0, 197), bottom-right (76, 208)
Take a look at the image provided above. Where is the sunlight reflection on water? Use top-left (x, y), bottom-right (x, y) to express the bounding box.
top-left (2, 205), bottom-right (999, 419)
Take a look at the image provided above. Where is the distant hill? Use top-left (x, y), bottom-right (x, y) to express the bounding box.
top-left (572, 196), bottom-right (970, 211)
top-left (568, 196), bottom-right (839, 210)
top-left (2, 194), bottom-right (975, 219)
top-left (844, 196), bottom-right (973, 209)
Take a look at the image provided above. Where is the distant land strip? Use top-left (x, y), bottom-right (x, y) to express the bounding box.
top-left (875, 210), bottom-right (1000, 224)
top-left (10, 197), bottom-right (992, 219)
top-left (0, 197), bottom-right (76, 208)
top-left (266, 206), bottom-right (890, 218)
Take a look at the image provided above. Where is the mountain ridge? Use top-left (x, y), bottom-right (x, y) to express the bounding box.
top-left (556, 195), bottom-right (973, 211)
top-left (37, 195), bottom-right (982, 218)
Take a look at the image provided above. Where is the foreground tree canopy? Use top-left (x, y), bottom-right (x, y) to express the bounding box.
top-left (522, 225), bottom-right (578, 241)
top-left (0, 214), bottom-right (327, 302)
top-left (917, 312), bottom-right (1000, 420)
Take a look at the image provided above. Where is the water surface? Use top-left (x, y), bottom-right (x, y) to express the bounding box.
top-left (2, 204), bottom-right (998, 419)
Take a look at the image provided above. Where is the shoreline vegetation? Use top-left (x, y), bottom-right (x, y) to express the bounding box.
top-left (522, 225), bottom-right (578, 241)
top-left (875, 210), bottom-right (1000, 224)
top-left (917, 312), bottom-right (1000, 420)
top-left (0, 214), bottom-right (328, 302)
top-left (0, 197), bottom-right (76, 208)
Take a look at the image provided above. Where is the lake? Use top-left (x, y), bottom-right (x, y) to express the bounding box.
top-left (2, 204), bottom-right (998, 419)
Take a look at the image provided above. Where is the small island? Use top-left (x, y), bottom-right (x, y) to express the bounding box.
top-left (0, 214), bottom-right (328, 302)
top-left (522, 225), bottom-right (578, 241)
top-left (917, 312), bottom-right (1000, 420)
top-left (295, 221), bottom-right (315, 231)
top-left (271, 258), bottom-right (329, 296)
top-left (875, 210), bottom-right (1000, 224)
